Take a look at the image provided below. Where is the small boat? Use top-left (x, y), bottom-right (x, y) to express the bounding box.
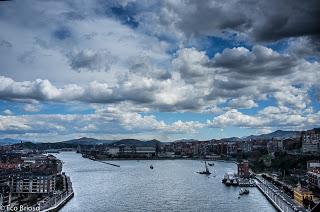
top-left (222, 173), bottom-right (228, 183)
top-left (231, 179), bottom-right (239, 186)
top-left (197, 161), bottom-right (211, 175)
top-left (150, 165), bottom-right (154, 169)
top-left (239, 188), bottom-right (249, 195)
top-left (208, 162), bottom-right (214, 166)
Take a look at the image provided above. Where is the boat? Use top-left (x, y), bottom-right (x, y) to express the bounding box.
top-left (222, 173), bottom-right (228, 183)
top-left (197, 161), bottom-right (211, 175)
top-left (150, 165), bottom-right (154, 169)
top-left (208, 162), bottom-right (214, 166)
top-left (225, 180), bottom-right (231, 186)
top-left (230, 178), bottom-right (239, 186)
top-left (239, 188), bottom-right (249, 195)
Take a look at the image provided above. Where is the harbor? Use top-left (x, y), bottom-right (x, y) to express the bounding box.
top-left (51, 152), bottom-right (319, 212)
top-left (56, 152), bottom-right (276, 212)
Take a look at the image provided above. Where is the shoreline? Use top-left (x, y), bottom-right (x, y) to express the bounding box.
top-left (80, 153), bottom-right (237, 163)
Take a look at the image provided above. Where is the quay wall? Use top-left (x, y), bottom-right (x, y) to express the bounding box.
top-left (255, 181), bottom-right (283, 212)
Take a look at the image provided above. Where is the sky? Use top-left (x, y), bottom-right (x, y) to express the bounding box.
top-left (0, 0), bottom-right (319, 142)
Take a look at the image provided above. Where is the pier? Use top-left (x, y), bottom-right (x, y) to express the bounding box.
top-left (255, 176), bottom-right (307, 212)
top-left (97, 160), bottom-right (121, 167)
top-left (85, 156), bottom-right (120, 167)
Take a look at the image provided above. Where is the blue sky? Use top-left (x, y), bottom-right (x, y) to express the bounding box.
top-left (0, 0), bottom-right (319, 142)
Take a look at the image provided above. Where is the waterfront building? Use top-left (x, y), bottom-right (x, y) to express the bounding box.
top-left (107, 147), bottom-right (120, 156)
top-left (294, 186), bottom-right (313, 206)
top-left (307, 170), bottom-right (320, 190)
top-left (307, 160), bottom-right (320, 171)
top-left (135, 147), bottom-right (156, 157)
top-left (117, 145), bottom-right (156, 158)
top-left (237, 160), bottom-right (249, 178)
top-left (0, 172), bottom-right (12, 207)
top-left (11, 173), bottom-right (56, 194)
top-left (227, 142), bottom-right (237, 155)
top-left (302, 129), bottom-right (320, 153)
top-left (158, 152), bottom-right (175, 158)
top-left (252, 140), bottom-right (268, 151)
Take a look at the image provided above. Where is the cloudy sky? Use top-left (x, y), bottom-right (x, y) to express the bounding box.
top-left (0, 0), bottom-right (319, 142)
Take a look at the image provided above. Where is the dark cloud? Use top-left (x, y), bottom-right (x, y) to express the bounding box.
top-left (250, 0), bottom-right (320, 41)
top-left (68, 49), bottom-right (117, 72)
top-left (53, 26), bottom-right (72, 40)
top-left (161, 0), bottom-right (320, 54)
top-left (0, 40), bottom-right (12, 48)
top-left (209, 45), bottom-right (299, 77)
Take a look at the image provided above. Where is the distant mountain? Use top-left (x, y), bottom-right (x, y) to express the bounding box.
top-left (244, 130), bottom-right (300, 141)
top-left (220, 137), bottom-right (242, 142)
top-left (112, 139), bottom-right (161, 147)
top-left (60, 137), bottom-right (116, 145)
top-left (59, 137), bottom-right (161, 146)
top-left (174, 139), bottom-right (198, 143)
top-left (0, 138), bottom-right (28, 145)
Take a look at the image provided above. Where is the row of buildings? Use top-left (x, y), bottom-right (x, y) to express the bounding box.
top-left (0, 151), bottom-right (66, 210)
top-left (159, 138), bottom-right (301, 158)
top-left (80, 128), bottom-right (319, 160)
top-left (293, 160), bottom-right (320, 207)
top-left (302, 129), bottom-right (320, 153)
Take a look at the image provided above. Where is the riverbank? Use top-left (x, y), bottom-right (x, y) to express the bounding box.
top-left (81, 152), bottom-right (237, 163)
top-left (36, 176), bottom-right (74, 212)
top-left (255, 175), bottom-right (307, 212)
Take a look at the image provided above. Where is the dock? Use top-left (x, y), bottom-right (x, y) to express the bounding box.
top-left (222, 173), bottom-right (255, 187)
top-left (238, 179), bottom-right (256, 187)
top-left (98, 160), bottom-right (120, 167)
top-left (255, 176), bottom-right (307, 212)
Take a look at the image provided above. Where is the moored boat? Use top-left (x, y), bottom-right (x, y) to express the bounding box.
top-left (197, 161), bottom-right (211, 175)
top-left (239, 188), bottom-right (249, 195)
top-left (230, 178), bottom-right (239, 186)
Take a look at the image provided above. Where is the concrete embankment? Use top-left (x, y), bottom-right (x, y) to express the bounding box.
top-left (255, 176), bottom-right (306, 212)
top-left (38, 176), bottom-right (74, 212)
top-left (41, 192), bottom-right (74, 212)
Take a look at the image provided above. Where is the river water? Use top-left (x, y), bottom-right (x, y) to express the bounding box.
top-left (55, 152), bottom-right (276, 212)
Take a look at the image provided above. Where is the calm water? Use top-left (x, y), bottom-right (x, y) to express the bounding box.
top-left (56, 152), bottom-right (276, 212)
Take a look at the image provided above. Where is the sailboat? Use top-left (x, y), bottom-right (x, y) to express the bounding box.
top-left (197, 161), bottom-right (211, 175)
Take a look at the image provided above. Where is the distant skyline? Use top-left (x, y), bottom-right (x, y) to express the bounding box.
top-left (0, 0), bottom-right (319, 142)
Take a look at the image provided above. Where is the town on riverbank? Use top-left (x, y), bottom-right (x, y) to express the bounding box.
top-left (0, 145), bottom-right (73, 212)
top-left (78, 128), bottom-right (320, 211)
top-left (1, 127), bottom-right (320, 211)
